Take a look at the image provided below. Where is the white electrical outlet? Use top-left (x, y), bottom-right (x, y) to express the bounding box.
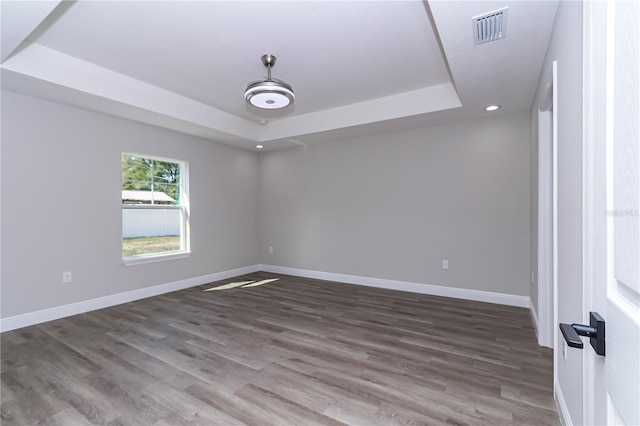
top-left (268, 246), bottom-right (273, 254)
top-left (62, 271), bottom-right (72, 283)
top-left (442, 260), bottom-right (449, 270)
top-left (562, 339), bottom-right (568, 360)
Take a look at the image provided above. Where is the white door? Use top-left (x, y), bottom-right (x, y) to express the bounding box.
top-left (583, 1), bottom-right (640, 425)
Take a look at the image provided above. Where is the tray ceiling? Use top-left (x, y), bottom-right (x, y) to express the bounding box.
top-left (1, 1), bottom-right (559, 151)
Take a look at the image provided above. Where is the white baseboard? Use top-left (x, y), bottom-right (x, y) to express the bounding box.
top-left (555, 379), bottom-right (573, 426)
top-left (1, 264), bottom-right (531, 332)
top-left (0, 264), bottom-right (260, 333)
top-left (530, 302), bottom-right (540, 338)
top-left (259, 264), bottom-right (530, 308)
top-left (529, 302), bottom-right (554, 348)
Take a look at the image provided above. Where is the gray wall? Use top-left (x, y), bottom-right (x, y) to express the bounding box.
top-left (259, 112), bottom-right (531, 297)
top-left (531, 1), bottom-right (584, 424)
top-left (1, 92), bottom-right (533, 321)
top-left (1, 91), bottom-right (259, 318)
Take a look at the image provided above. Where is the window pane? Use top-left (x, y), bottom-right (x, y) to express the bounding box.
top-left (152, 160), bottom-right (181, 202)
top-left (122, 208), bottom-right (182, 256)
top-left (122, 155), bottom-right (180, 205)
top-left (153, 182), bottom-right (179, 205)
top-left (122, 155), bottom-right (151, 190)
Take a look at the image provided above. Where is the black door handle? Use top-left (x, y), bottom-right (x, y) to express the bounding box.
top-left (559, 312), bottom-right (605, 356)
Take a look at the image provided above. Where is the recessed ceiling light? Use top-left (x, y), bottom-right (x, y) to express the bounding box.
top-left (485, 105), bottom-right (500, 111)
top-left (256, 145), bottom-right (264, 149)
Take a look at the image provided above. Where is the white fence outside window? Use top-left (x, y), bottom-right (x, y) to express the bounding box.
top-left (122, 208), bottom-right (180, 238)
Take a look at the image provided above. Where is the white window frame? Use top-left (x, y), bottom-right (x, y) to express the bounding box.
top-left (122, 153), bottom-right (190, 266)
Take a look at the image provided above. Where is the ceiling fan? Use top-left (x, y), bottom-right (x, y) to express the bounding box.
top-left (244, 54), bottom-right (295, 110)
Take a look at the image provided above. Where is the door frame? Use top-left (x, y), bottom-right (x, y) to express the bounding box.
top-left (537, 62), bottom-right (558, 350)
top-left (582, 1), bottom-right (609, 424)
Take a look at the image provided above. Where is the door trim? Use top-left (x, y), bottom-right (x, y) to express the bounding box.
top-left (582, 0), bottom-right (608, 424)
top-left (538, 106), bottom-right (554, 348)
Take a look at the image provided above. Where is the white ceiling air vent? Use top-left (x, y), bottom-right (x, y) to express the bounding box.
top-left (472, 7), bottom-right (508, 45)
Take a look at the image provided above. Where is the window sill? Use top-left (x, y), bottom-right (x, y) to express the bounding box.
top-left (123, 251), bottom-right (190, 267)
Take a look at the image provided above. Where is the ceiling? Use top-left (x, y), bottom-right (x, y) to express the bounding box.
top-left (1, 1), bottom-right (559, 151)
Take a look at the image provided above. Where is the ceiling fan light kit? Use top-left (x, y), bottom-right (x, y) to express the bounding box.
top-left (245, 54), bottom-right (295, 109)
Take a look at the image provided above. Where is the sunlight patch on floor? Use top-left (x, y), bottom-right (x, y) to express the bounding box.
top-left (204, 278), bottom-right (280, 291)
top-left (204, 281), bottom-right (255, 291)
top-left (241, 278), bottom-right (279, 288)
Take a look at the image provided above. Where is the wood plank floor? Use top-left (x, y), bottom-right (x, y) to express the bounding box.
top-left (1, 272), bottom-right (559, 425)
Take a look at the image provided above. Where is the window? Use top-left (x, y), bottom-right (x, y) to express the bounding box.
top-left (122, 153), bottom-right (189, 265)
